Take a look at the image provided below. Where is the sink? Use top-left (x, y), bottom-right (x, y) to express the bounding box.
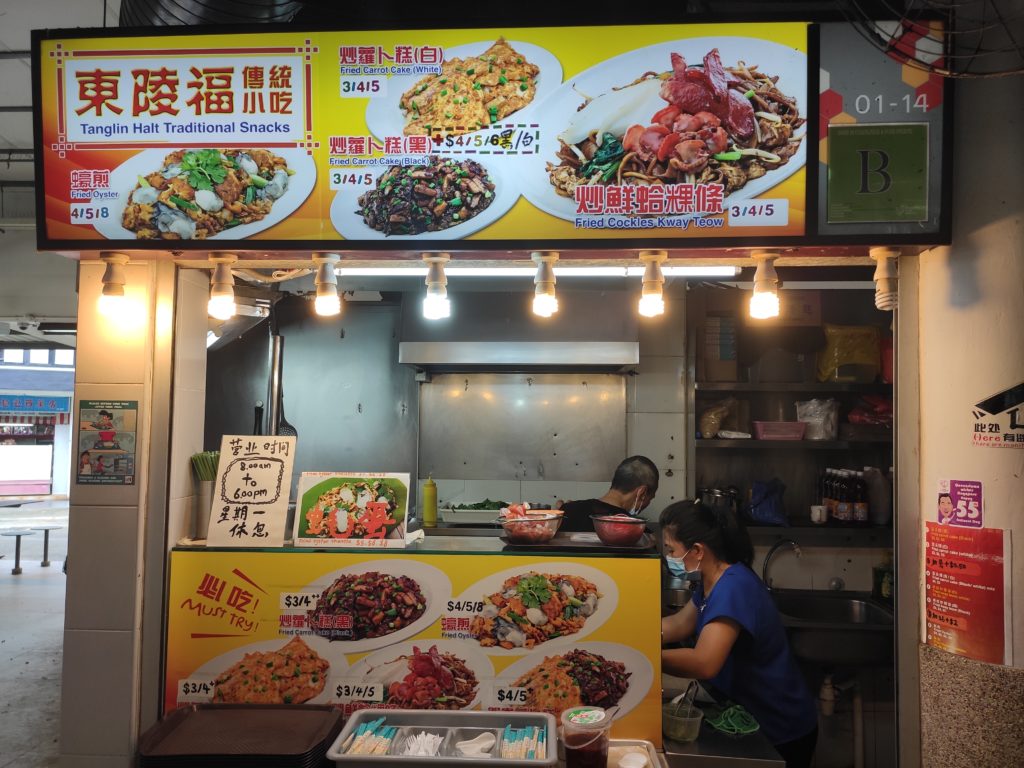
top-left (771, 589), bottom-right (894, 667)
top-left (773, 592), bottom-right (894, 625)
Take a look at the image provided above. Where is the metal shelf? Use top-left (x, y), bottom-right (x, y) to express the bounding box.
top-left (697, 439), bottom-right (892, 450)
top-left (749, 524), bottom-right (893, 548)
top-left (695, 382), bottom-right (892, 393)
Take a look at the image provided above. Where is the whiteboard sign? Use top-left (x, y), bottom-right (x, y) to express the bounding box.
top-left (206, 435), bottom-right (296, 547)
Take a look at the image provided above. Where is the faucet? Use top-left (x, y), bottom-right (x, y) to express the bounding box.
top-left (763, 538), bottom-right (801, 591)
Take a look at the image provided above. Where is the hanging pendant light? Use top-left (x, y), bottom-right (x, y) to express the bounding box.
top-left (749, 249), bottom-right (781, 320)
top-left (422, 253), bottom-right (451, 320)
top-left (207, 253), bottom-right (238, 320)
top-left (638, 250), bottom-right (667, 318)
top-left (531, 251), bottom-right (559, 318)
top-left (313, 253), bottom-right (342, 316)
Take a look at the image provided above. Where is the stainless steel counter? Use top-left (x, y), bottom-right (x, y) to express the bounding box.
top-left (664, 724), bottom-right (784, 767)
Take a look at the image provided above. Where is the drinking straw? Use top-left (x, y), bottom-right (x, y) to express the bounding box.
top-left (538, 729), bottom-right (547, 760)
top-left (189, 451), bottom-right (220, 481)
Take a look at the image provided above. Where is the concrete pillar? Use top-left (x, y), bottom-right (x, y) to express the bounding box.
top-left (60, 257), bottom-right (175, 768)
top-left (906, 76), bottom-right (1024, 766)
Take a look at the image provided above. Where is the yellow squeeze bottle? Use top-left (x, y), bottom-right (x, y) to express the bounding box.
top-left (422, 475), bottom-right (437, 528)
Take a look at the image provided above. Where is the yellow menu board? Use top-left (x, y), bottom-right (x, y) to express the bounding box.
top-left (35, 23), bottom-right (807, 248)
top-left (166, 549), bottom-right (663, 746)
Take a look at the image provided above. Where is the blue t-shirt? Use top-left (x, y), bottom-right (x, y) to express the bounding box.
top-left (691, 563), bottom-right (818, 745)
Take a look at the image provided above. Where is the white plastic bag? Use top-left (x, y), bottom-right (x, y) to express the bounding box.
top-left (796, 398), bottom-right (838, 440)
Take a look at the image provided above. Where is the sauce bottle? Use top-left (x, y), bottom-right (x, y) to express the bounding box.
top-left (422, 475), bottom-right (437, 528)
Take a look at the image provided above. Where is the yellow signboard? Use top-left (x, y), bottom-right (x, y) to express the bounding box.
top-left (166, 549), bottom-right (663, 745)
top-left (36, 23), bottom-right (807, 248)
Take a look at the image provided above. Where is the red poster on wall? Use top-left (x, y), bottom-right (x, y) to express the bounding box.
top-left (924, 523), bottom-right (1012, 666)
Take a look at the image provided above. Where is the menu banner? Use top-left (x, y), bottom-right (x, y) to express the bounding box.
top-left (924, 523), bottom-right (1012, 666)
top-left (165, 550), bottom-right (662, 745)
top-left (35, 23), bottom-right (808, 248)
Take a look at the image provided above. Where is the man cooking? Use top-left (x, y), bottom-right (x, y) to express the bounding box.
top-left (558, 455), bottom-right (659, 532)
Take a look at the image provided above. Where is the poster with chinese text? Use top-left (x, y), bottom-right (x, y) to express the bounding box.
top-left (76, 400), bottom-right (137, 485)
top-left (35, 23), bottom-right (808, 248)
top-left (207, 435), bottom-right (295, 546)
top-left (924, 523), bottom-right (1012, 666)
top-left (165, 549), bottom-right (662, 745)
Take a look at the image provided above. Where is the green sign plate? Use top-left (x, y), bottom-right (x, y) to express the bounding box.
top-left (827, 123), bottom-right (929, 223)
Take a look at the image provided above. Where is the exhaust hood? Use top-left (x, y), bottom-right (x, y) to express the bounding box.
top-left (398, 341), bottom-right (639, 372)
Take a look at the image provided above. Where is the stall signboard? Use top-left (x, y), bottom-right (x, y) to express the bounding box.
top-left (0, 395), bottom-right (71, 413)
top-left (208, 435), bottom-right (296, 546)
top-left (165, 549), bottom-right (662, 745)
top-left (76, 399), bottom-right (137, 485)
top-left (35, 23), bottom-right (809, 249)
top-left (924, 523), bottom-right (1013, 666)
top-left (294, 471), bottom-right (414, 548)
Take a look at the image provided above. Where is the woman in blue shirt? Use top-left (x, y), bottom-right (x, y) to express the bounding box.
top-left (660, 500), bottom-right (818, 768)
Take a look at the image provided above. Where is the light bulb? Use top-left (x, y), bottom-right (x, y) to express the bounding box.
top-left (638, 294), bottom-right (665, 318)
top-left (749, 290), bottom-right (780, 319)
top-left (97, 292), bottom-right (126, 317)
top-left (314, 293), bottom-right (341, 316)
top-left (533, 293), bottom-right (558, 318)
top-left (423, 293), bottom-right (450, 320)
top-left (208, 294), bottom-right (236, 321)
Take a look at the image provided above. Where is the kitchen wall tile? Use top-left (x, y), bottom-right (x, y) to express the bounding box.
top-left (651, 471), bottom-right (688, 509)
top-left (69, 382), bottom-right (145, 508)
top-left (628, 412), bottom-right (686, 470)
top-left (75, 261), bottom-right (152, 386)
top-left (520, 480), bottom-right (576, 507)
top-left (574, 481), bottom-right (609, 502)
top-left (169, 386), bottom-right (206, 502)
top-left (60, 629), bottom-right (135, 755)
top-left (752, 544), bottom-right (812, 590)
top-left (751, 545), bottom-right (887, 592)
top-left (633, 356), bottom-right (687, 413)
top-left (638, 297), bottom-right (686, 357)
top-left (427, 478), bottom-right (466, 508)
top-left (64, 506), bottom-right (140, 631)
top-left (464, 479), bottom-right (522, 505)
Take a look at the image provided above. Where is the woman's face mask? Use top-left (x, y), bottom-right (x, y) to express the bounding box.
top-left (665, 545), bottom-right (702, 579)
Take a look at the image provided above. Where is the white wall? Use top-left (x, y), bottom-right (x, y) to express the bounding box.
top-left (52, 422), bottom-right (72, 495)
top-left (917, 76), bottom-right (1024, 665)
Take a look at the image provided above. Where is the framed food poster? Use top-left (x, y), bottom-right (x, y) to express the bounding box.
top-left (34, 22), bottom-right (819, 249)
top-left (165, 549), bottom-right (663, 745)
top-left (293, 472), bottom-right (413, 548)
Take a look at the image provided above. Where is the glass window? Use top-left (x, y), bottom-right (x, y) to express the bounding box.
top-left (2, 348), bottom-right (24, 363)
top-left (29, 349), bottom-right (50, 365)
top-left (54, 349), bottom-right (75, 366)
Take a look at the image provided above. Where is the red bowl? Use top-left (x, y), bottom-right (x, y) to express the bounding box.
top-left (591, 514), bottom-right (646, 546)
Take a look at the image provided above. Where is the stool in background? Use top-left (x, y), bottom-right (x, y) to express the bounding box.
top-left (2, 529), bottom-right (36, 575)
top-left (31, 525), bottom-right (63, 567)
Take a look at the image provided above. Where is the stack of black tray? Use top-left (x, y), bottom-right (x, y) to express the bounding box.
top-left (138, 705), bottom-right (343, 768)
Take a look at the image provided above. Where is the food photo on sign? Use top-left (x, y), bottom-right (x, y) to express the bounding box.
top-left (292, 472), bottom-right (413, 547)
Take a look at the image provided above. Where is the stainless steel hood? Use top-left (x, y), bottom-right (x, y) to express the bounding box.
top-left (398, 341), bottom-right (639, 372)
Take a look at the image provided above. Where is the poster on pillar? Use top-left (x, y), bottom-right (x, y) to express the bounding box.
top-left (924, 523), bottom-right (1013, 666)
top-left (207, 435), bottom-right (296, 547)
top-left (76, 400), bottom-right (137, 485)
top-left (33, 22), bottom-right (811, 249)
top-left (970, 381), bottom-right (1024, 449)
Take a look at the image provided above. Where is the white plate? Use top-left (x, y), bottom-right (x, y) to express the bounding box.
top-left (348, 638), bottom-right (495, 710)
top-left (301, 559), bottom-right (450, 654)
top-left (496, 640), bottom-right (653, 720)
top-left (519, 36), bottom-right (807, 222)
top-left (187, 636), bottom-right (348, 705)
top-left (364, 40), bottom-right (563, 140)
top-left (454, 562), bottom-right (619, 655)
top-left (90, 147), bottom-right (316, 240)
top-left (330, 158), bottom-right (515, 240)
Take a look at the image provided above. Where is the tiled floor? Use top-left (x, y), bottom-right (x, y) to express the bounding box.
top-left (0, 500), bottom-right (68, 768)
